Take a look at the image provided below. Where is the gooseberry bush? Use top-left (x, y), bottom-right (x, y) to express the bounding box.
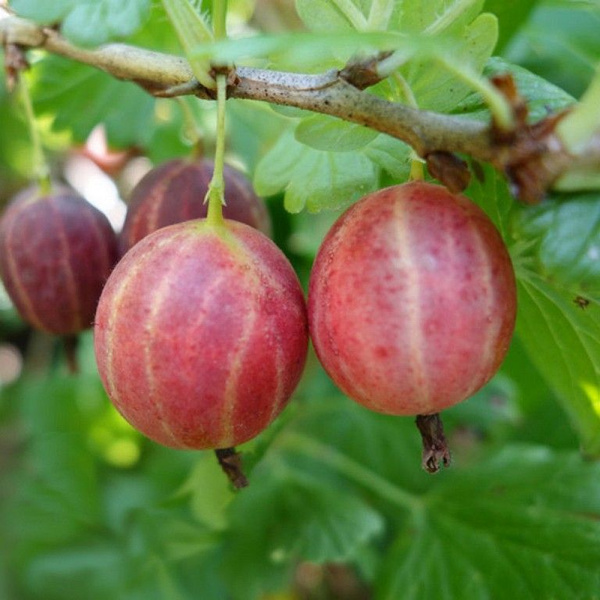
top-left (2, 0), bottom-right (600, 598)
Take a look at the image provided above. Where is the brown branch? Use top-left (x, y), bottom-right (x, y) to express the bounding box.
top-left (1, 15), bottom-right (596, 201)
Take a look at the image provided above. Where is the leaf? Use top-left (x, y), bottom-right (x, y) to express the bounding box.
top-left (10, 434), bottom-right (101, 548)
top-left (465, 162), bottom-right (515, 237)
top-left (10, 0), bottom-right (76, 23)
top-left (506, 2), bottom-right (600, 97)
top-left (402, 12), bottom-right (498, 112)
top-left (254, 129), bottom-right (377, 213)
top-left (221, 454), bottom-right (384, 600)
top-left (32, 55), bottom-right (155, 147)
top-left (512, 192), bottom-right (600, 299)
top-left (377, 447), bottom-right (600, 599)
top-left (483, 57), bottom-right (576, 121)
top-left (295, 114), bottom-right (379, 152)
top-left (295, 0), bottom-right (365, 31)
top-left (515, 272), bottom-right (600, 456)
top-left (393, 0), bottom-right (485, 35)
top-left (23, 540), bottom-right (128, 600)
top-left (483, 0), bottom-right (539, 52)
top-left (362, 134), bottom-right (412, 180)
top-left (11, 0), bottom-right (151, 46)
top-left (192, 31), bottom-right (405, 71)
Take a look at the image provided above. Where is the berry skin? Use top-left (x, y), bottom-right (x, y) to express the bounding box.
top-left (94, 219), bottom-right (308, 450)
top-left (308, 182), bottom-right (517, 416)
top-left (119, 158), bottom-right (271, 254)
top-left (0, 186), bottom-right (118, 335)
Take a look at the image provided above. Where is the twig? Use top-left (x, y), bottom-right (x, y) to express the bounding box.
top-left (1, 16), bottom-right (597, 201)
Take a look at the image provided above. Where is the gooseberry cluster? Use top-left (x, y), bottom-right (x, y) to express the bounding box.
top-left (0, 155), bottom-right (517, 477)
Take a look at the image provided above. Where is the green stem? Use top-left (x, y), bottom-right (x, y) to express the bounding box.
top-left (280, 432), bottom-right (422, 513)
top-left (20, 75), bottom-right (51, 193)
top-left (205, 74), bottom-right (227, 227)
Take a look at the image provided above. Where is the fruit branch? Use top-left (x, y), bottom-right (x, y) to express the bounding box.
top-left (2, 15), bottom-right (599, 201)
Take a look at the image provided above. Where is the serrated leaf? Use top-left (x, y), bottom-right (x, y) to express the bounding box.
top-left (32, 55), bottom-right (155, 147)
top-left (295, 114), bottom-right (378, 151)
top-left (377, 447), bottom-right (600, 599)
top-left (516, 272), bottom-right (600, 456)
top-left (295, 0), bottom-right (367, 32)
top-left (512, 193), bottom-right (600, 299)
top-left (12, 0), bottom-right (151, 46)
top-left (254, 129), bottom-right (377, 212)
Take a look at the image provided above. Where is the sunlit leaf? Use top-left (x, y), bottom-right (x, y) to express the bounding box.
top-left (516, 272), bottom-right (600, 456)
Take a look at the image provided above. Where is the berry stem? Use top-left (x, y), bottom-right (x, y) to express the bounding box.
top-left (205, 0), bottom-right (229, 228)
top-left (215, 447), bottom-right (248, 489)
top-left (415, 414), bottom-right (451, 473)
top-left (205, 74), bottom-right (227, 228)
top-left (63, 335), bottom-right (80, 375)
top-left (19, 74), bottom-right (51, 193)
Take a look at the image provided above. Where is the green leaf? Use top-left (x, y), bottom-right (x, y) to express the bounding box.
top-left (32, 55), bottom-right (155, 147)
top-left (221, 456), bottom-right (384, 600)
top-left (512, 192), bottom-right (600, 299)
top-left (515, 273), bottom-right (600, 456)
top-left (295, 114), bottom-right (379, 152)
top-left (484, 0), bottom-right (539, 52)
top-left (465, 162), bottom-right (515, 237)
top-left (10, 434), bottom-right (101, 548)
top-left (192, 31), bottom-right (404, 71)
top-left (295, 0), bottom-right (365, 31)
top-left (11, 0), bottom-right (151, 46)
top-left (393, 0), bottom-right (485, 35)
top-left (23, 540), bottom-right (128, 600)
top-left (507, 2), bottom-right (600, 97)
top-left (484, 57), bottom-right (576, 121)
top-left (254, 129), bottom-right (377, 212)
top-left (10, 0), bottom-right (76, 23)
top-left (362, 134), bottom-right (412, 180)
top-left (377, 447), bottom-right (600, 599)
top-left (402, 12), bottom-right (498, 112)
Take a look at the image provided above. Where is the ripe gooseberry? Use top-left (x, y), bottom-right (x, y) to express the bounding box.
top-left (94, 219), bottom-right (308, 478)
top-left (308, 182), bottom-right (517, 470)
top-left (119, 158), bottom-right (271, 254)
top-left (0, 186), bottom-right (118, 335)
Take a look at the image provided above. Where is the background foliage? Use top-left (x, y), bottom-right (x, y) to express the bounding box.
top-left (2, 0), bottom-right (600, 598)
